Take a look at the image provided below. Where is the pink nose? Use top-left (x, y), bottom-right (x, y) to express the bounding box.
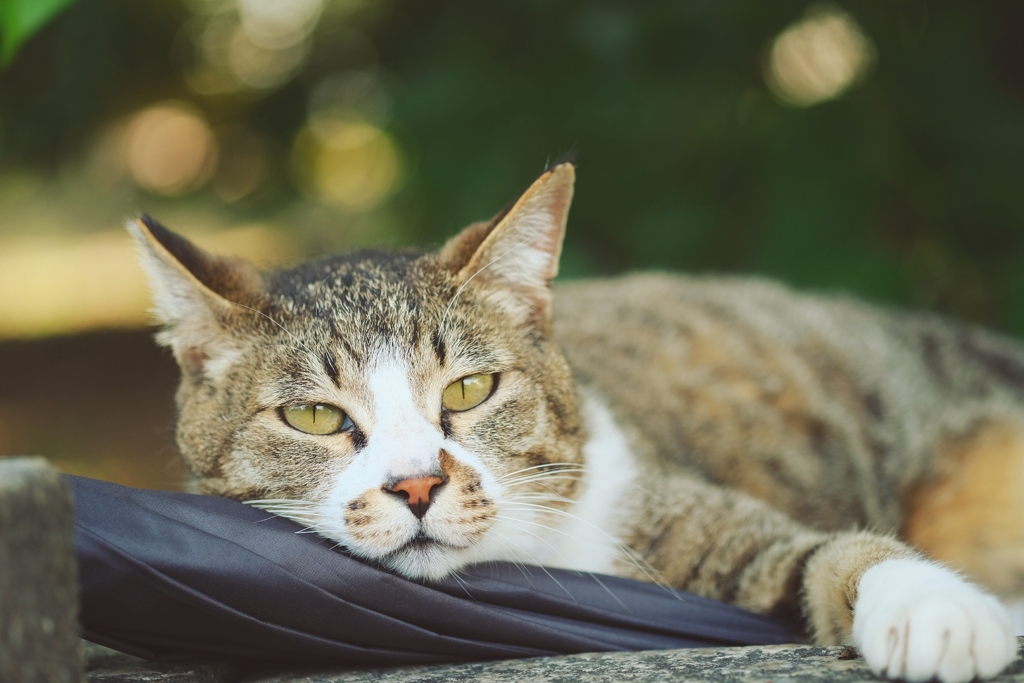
top-left (388, 476), bottom-right (445, 519)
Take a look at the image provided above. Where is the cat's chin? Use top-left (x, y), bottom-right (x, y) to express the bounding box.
top-left (380, 538), bottom-right (470, 581)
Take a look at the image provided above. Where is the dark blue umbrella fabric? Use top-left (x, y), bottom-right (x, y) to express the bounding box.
top-left (70, 475), bottom-right (798, 664)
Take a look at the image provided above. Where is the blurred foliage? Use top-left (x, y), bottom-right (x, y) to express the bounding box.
top-left (0, 0), bottom-right (76, 64)
top-left (1, 0), bottom-right (1024, 332)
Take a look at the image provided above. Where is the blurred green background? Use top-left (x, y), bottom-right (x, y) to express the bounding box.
top-left (1, 0), bottom-right (1023, 488)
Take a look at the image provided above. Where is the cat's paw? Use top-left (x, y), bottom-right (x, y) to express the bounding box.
top-left (852, 559), bottom-right (1017, 683)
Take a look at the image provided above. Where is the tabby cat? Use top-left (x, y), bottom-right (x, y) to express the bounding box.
top-left (131, 163), bottom-right (1022, 682)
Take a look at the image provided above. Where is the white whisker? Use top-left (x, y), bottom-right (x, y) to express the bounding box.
top-left (438, 235), bottom-right (533, 337)
top-left (494, 513), bottom-right (638, 609)
top-left (504, 494), bottom-right (575, 505)
top-left (485, 535), bottom-right (538, 587)
top-left (501, 470), bottom-right (588, 483)
top-left (227, 301), bottom-right (314, 354)
top-left (244, 499), bottom-right (326, 537)
top-left (449, 572), bottom-right (479, 601)
top-left (498, 462), bottom-right (588, 481)
top-left (488, 519), bottom-right (578, 601)
top-left (245, 498), bottom-right (319, 507)
top-left (499, 501), bottom-right (671, 591)
top-left (500, 473), bottom-right (588, 487)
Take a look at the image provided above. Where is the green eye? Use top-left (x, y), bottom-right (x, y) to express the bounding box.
top-left (442, 373), bottom-right (496, 412)
top-left (281, 404), bottom-right (349, 435)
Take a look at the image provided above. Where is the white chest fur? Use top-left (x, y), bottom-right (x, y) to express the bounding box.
top-left (530, 391), bottom-right (639, 575)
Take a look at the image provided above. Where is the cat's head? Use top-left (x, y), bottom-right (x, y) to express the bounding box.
top-left (130, 163), bottom-right (584, 579)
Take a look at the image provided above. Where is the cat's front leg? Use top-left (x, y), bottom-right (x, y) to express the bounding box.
top-left (852, 559), bottom-right (1016, 683)
top-left (630, 477), bottom-right (1016, 681)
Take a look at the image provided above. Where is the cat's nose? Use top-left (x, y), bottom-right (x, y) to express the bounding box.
top-left (386, 476), bottom-right (446, 519)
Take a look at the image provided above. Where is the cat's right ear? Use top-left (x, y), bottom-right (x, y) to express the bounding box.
top-left (439, 162), bottom-right (575, 329)
top-left (128, 216), bottom-right (264, 379)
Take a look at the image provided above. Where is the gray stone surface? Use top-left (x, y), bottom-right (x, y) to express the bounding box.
top-left (83, 642), bottom-right (238, 683)
top-left (79, 639), bottom-right (1024, 683)
top-left (0, 457), bottom-right (81, 683)
top-left (245, 642), bottom-right (1024, 683)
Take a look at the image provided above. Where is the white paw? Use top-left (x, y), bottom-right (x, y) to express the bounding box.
top-left (853, 559), bottom-right (1017, 683)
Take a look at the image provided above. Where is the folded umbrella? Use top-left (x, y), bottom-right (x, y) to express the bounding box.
top-left (70, 475), bottom-right (798, 664)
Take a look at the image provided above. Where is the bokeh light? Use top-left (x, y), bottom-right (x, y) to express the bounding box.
top-left (183, 0), bottom-right (322, 93)
top-left (237, 0), bottom-right (322, 49)
top-left (3, 1), bottom-right (1024, 490)
top-left (0, 227), bottom-right (292, 340)
top-left (227, 23), bottom-right (307, 89)
top-left (124, 102), bottom-right (218, 196)
top-left (291, 116), bottom-right (402, 210)
top-left (309, 69), bottom-right (393, 127)
top-left (212, 126), bottom-right (271, 202)
top-left (766, 4), bottom-right (875, 107)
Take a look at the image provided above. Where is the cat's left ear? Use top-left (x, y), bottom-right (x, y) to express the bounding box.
top-left (440, 162), bottom-right (574, 327)
top-left (128, 215), bottom-right (265, 379)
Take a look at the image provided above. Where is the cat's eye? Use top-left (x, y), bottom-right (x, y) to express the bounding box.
top-left (442, 373), bottom-right (496, 412)
top-left (281, 404), bottom-right (350, 435)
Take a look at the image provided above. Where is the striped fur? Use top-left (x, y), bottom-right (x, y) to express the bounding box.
top-left (132, 164), bottom-right (1024, 681)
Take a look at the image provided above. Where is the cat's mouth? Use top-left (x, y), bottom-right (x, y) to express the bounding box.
top-left (408, 534), bottom-right (434, 548)
top-left (377, 530), bottom-right (474, 579)
top-left (393, 531), bottom-right (465, 554)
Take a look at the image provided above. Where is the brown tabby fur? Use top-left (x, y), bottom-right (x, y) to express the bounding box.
top-left (131, 162), bottom-right (1024, 647)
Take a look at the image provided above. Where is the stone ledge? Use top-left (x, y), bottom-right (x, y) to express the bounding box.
top-left (83, 643), bottom-right (238, 683)
top-left (0, 457), bottom-right (81, 683)
top-left (244, 642), bottom-right (1024, 683)
top-left (85, 639), bottom-right (1024, 683)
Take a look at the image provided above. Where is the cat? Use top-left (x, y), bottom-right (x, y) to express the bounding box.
top-left (130, 162), bottom-right (1022, 682)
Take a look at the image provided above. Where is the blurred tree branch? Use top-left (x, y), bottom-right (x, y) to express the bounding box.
top-left (0, 0), bottom-right (77, 65)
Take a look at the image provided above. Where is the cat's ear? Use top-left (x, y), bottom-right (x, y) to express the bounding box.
top-left (439, 162), bottom-right (575, 326)
top-left (128, 215), bottom-right (264, 379)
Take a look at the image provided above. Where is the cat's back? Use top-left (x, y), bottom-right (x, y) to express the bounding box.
top-left (553, 272), bottom-right (1024, 531)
